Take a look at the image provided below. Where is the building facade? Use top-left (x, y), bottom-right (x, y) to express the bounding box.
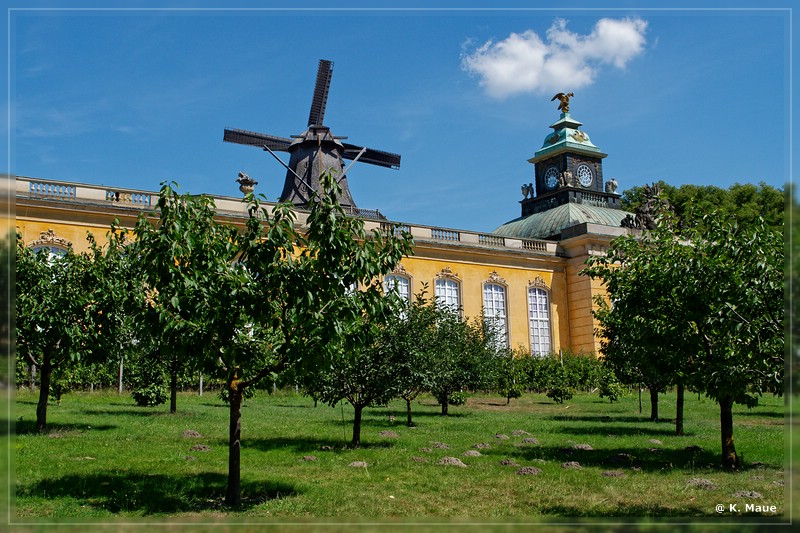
top-left (15, 104), bottom-right (633, 355)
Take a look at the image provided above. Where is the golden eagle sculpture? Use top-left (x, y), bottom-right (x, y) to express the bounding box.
top-left (551, 92), bottom-right (574, 113)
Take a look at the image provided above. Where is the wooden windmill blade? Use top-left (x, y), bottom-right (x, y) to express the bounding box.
top-left (342, 143), bottom-right (401, 169)
top-left (223, 128), bottom-right (293, 152)
top-left (307, 59), bottom-right (334, 127)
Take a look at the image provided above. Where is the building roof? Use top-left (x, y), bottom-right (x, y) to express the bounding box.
top-left (530, 112), bottom-right (607, 164)
top-left (493, 202), bottom-right (630, 240)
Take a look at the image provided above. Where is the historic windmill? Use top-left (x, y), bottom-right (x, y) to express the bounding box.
top-left (223, 59), bottom-right (401, 208)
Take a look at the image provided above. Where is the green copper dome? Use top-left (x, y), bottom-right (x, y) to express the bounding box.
top-left (531, 113), bottom-right (606, 164)
top-left (494, 202), bottom-right (629, 240)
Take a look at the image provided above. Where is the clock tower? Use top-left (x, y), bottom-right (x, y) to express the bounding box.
top-left (521, 96), bottom-right (621, 218)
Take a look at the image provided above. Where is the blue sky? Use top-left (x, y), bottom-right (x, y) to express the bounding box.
top-left (5, 2), bottom-right (796, 233)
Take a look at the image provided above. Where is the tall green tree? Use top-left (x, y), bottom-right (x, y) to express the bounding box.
top-left (428, 308), bottom-right (499, 416)
top-left (383, 290), bottom-right (440, 426)
top-left (584, 209), bottom-right (783, 467)
top-left (680, 213), bottom-right (783, 468)
top-left (16, 232), bottom-right (126, 432)
top-left (584, 217), bottom-right (696, 432)
top-left (129, 175), bottom-right (412, 505)
top-left (301, 294), bottom-right (404, 447)
top-left (128, 185), bottom-right (225, 414)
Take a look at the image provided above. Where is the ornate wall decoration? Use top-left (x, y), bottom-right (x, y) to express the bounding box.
top-left (486, 270), bottom-right (507, 286)
top-left (436, 266), bottom-right (460, 281)
top-left (29, 228), bottom-right (71, 249)
top-left (392, 263), bottom-right (409, 276)
top-left (528, 275), bottom-right (549, 290)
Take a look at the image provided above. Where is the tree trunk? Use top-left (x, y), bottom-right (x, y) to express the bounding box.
top-left (675, 381), bottom-right (685, 436)
top-left (225, 381), bottom-right (244, 506)
top-left (648, 385), bottom-right (659, 421)
top-left (638, 385), bottom-right (642, 414)
top-left (118, 357), bottom-right (123, 394)
top-left (441, 399), bottom-right (449, 416)
top-left (169, 354), bottom-right (178, 414)
top-left (36, 360), bottom-right (52, 433)
top-left (352, 403), bottom-right (364, 447)
top-left (406, 398), bottom-right (414, 427)
top-left (720, 395), bottom-right (740, 469)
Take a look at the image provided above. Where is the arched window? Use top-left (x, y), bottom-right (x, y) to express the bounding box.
top-left (434, 267), bottom-right (461, 311)
top-left (483, 282), bottom-right (508, 348)
top-left (528, 284), bottom-right (552, 356)
top-left (383, 274), bottom-right (411, 301)
top-left (29, 229), bottom-right (71, 261)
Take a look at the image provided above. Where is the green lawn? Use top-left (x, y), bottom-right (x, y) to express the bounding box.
top-left (11, 387), bottom-right (789, 525)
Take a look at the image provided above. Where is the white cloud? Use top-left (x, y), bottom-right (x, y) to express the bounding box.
top-left (462, 17), bottom-right (647, 98)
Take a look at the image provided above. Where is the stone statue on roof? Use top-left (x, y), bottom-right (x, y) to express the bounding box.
top-left (551, 92), bottom-right (574, 113)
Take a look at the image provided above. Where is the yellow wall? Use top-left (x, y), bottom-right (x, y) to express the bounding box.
top-left (16, 186), bottom-right (619, 357)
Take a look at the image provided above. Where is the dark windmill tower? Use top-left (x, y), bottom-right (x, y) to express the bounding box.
top-left (223, 60), bottom-right (401, 209)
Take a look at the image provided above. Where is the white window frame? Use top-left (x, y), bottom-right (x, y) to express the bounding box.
top-left (383, 274), bottom-right (411, 301)
top-left (528, 286), bottom-right (552, 356)
top-left (483, 282), bottom-right (509, 348)
top-left (434, 277), bottom-right (461, 311)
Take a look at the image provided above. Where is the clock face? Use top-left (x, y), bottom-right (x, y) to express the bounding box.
top-left (544, 166), bottom-right (560, 189)
top-left (576, 164), bottom-right (593, 187)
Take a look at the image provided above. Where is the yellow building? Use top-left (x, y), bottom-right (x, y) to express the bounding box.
top-left (15, 103), bottom-right (632, 356)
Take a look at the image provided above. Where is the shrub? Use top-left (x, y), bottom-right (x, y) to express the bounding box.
top-left (448, 390), bottom-right (469, 406)
top-left (131, 382), bottom-right (168, 407)
top-left (597, 368), bottom-right (627, 403)
top-left (547, 384), bottom-right (574, 403)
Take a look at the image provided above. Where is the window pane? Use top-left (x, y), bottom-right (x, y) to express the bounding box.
top-left (528, 287), bottom-right (551, 356)
top-left (483, 283), bottom-right (508, 347)
top-left (435, 278), bottom-right (460, 310)
top-left (383, 274), bottom-right (410, 301)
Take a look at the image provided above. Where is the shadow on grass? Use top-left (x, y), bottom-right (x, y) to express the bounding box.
top-left (246, 435), bottom-right (396, 453)
top-left (547, 414), bottom-right (661, 424)
top-left (81, 408), bottom-right (176, 417)
top-left (15, 421), bottom-right (117, 435)
top-left (18, 470), bottom-right (299, 514)
top-left (489, 442), bottom-right (749, 472)
top-left (549, 424), bottom-right (692, 438)
top-left (737, 409), bottom-right (785, 418)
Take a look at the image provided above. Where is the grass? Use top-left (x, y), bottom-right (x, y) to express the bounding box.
top-left (11, 387), bottom-right (789, 524)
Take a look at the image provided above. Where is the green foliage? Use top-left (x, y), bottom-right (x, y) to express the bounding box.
top-left (381, 288), bottom-right (440, 414)
top-left (494, 348), bottom-right (530, 403)
top-left (447, 390), bottom-right (468, 406)
top-left (16, 230), bottom-right (129, 430)
top-left (583, 204), bottom-right (784, 468)
top-left (427, 306), bottom-right (500, 415)
top-left (131, 382), bottom-right (168, 408)
top-left (125, 174), bottom-right (414, 500)
top-left (597, 366), bottom-right (627, 403)
top-left (621, 181), bottom-right (784, 230)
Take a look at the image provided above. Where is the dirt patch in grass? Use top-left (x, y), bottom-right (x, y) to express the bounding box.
top-left (515, 467), bottom-right (542, 476)
top-left (733, 490), bottom-right (763, 499)
top-left (438, 457), bottom-right (468, 468)
top-left (686, 478), bottom-right (717, 490)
